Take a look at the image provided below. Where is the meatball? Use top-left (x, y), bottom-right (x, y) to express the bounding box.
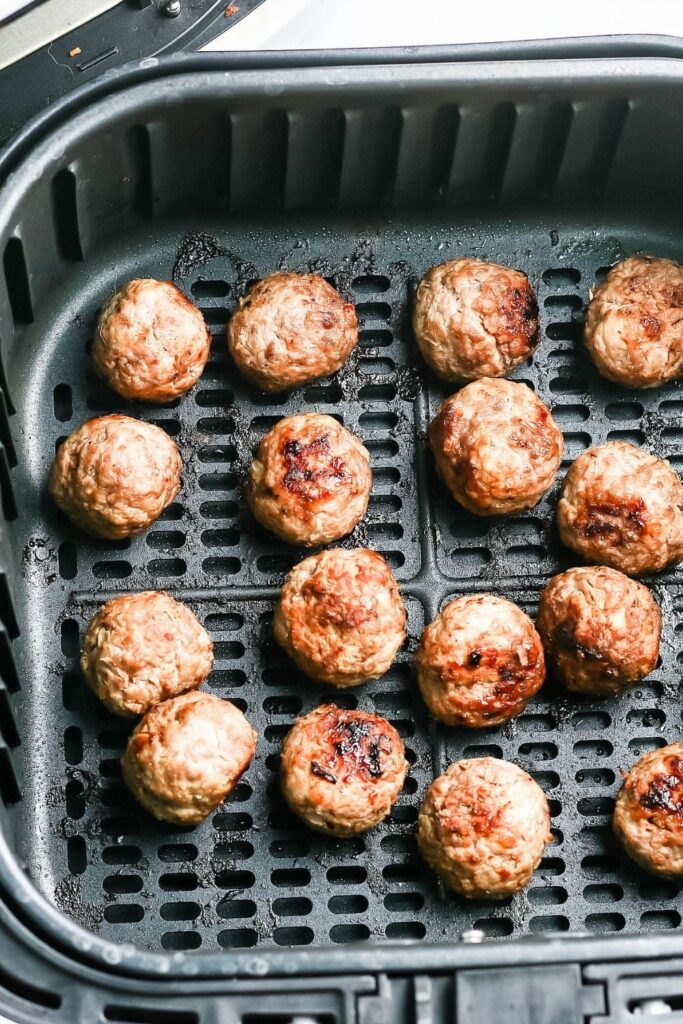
top-left (557, 441), bottom-right (683, 575)
top-left (416, 595), bottom-right (545, 727)
top-left (121, 691), bottom-right (256, 824)
top-left (584, 256), bottom-right (683, 389)
top-left (227, 272), bottom-right (358, 392)
top-left (429, 377), bottom-right (563, 515)
top-left (280, 704), bottom-right (408, 836)
top-left (81, 591), bottom-right (214, 716)
top-left (247, 413), bottom-right (371, 546)
top-left (613, 743), bottom-right (683, 877)
top-left (93, 279), bottom-right (211, 402)
top-left (274, 548), bottom-right (405, 688)
top-left (537, 567), bottom-right (661, 697)
top-left (417, 758), bottom-right (551, 899)
top-left (413, 258), bottom-right (539, 383)
top-left (49, 415), bottom-right (181, 539)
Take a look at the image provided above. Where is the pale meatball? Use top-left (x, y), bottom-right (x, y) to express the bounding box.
top-left (537, 567), bottom-right (661, 697)
top-left (93, 279), bottom-right (211, 402)
top-left (413, 258), bottom-right (539, 383)
top-left (613, 743), bottom-right (683, 877)
top-left (121, 691), bottom-right (256, 825)
top-left (49, 415), bottom-right (182, 539)
top-left (416, 595), bottom-right (545, 727)
top-left (227, 272), bottom-right (358, 392)
top-left (417, 758), bottom-right (551, 899)
top-left (429, 377), bottom-right (563, 515)
top-left (274, 548), bottom-right (405, 688)
top-left (247, 413), bottom-right (371, 546)
top-left (557, 442), bottom-right (683, 576)
top-left (280, 704), bottom-right (408, 836)
top-left (585, 256), bottom-right (683, 389)
top-left (81, 591), bottom-right (214, 716)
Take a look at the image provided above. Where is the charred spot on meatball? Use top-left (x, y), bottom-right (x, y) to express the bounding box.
top-left (429, 378), bottom-right (563, 516)
top-left (81, 591), bottom-right (214, 716)
top-left (416, 594), bottom-right (545, 728)
top-left (585, 256), bottom-right (683, 388)
top-left (248, 414), bottom-right (372, 546)
top-left (274, 547), bottom-right (406, 687)
top-left (417, 757), bottom-right (551, 899)
top-left (280, 705), bottom-right (408, 836)
top-left (557, 442), bottom-right (683, 576)
top-left (227, 272), bottom-right (358, 392)
top-left (413, 258), bottom-right (540, 383)
top-left (49, 414), bottom-right (182, 539)
top-left (614, 744), bottom-right (683, 877)
top-left (537, 566), bottom-right (661, 697)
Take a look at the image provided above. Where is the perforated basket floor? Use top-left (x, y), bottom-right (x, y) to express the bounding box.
top-left (7, 207), bottom-right (682, 953)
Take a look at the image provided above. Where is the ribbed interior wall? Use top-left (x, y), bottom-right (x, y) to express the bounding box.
top-left (0, 65), bottom-right (681, 954)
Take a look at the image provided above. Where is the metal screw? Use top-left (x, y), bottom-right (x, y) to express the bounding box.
top-left (160, 0), bottom-right (181, 17)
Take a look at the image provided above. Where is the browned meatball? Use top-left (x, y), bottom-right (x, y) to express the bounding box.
top-left (613, 744), bottom-right (683, 877)
top-left (585, 256), bottom-right (683, 388)
top-left (247, 413), bottom-right (371, 546)
top-left (537, 567), bottom-right (661, 697)
top-left (81, 591), bottom-right (214, 716)
top-left (93, 279), bottom-right (210, 402)
top-left (280, 704), bottom-right (408, 836)
top-left (429, 377), bottom-right (563, 515)
top-left (416, 595), bottom-right (545, 727)
top-left (49, 415), bottom-right (181, 539)
top-left (413, 258), bottom-right (539, 383)
top-left (557, 442), bottom-right (683, 576)
top-left (274, 548), bottom-right (405, 688)
top-left (227, 272), bottom-right (358, 392)
top-left (121, 691), bottom-right (256, 824)
top-left (418, 758), bottom-right (551, 899)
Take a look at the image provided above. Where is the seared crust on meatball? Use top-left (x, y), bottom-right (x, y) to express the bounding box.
top-left (429, 378), bottom-right (563, 515)
top-left (274, 548), bottom-right (406, 688)
top-left (93, 279), bottom-right (211, 402)
top-left (418, 758), bottom-right (551, 898)
top-left (557, 442), bottom-right (683, 575)
top-left (416, 595), bottom-right (545, 727)
top-left (537, 567), bottom-right (661, 696)
top-left (49, 415), bottom-right (182, 539)
top-left (247, 413), bottom-right (372, 546)
top-left (121, 691), bottom-right (256, 824)
top-left (280, 704), bottom-right (408, 836)
top-left (613, 743), bottom-right (683, 877)
top-left (228, 272), bottom-right (358, 392)
top-left (81, 592), bottom-right (214, 716)
top-left (413, 258), bottom-right (539, 383)
top-left (585, 256), bottom-right (683, 389)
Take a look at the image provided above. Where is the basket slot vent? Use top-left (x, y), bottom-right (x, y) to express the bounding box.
top-left (0, 624), bottom-right (19, 690)
top-left (393, 104), bottom-right (459, 206)
top-left (124, 124), bottom-right (153, 220)
top-left (0, 681), bottom-right (19, 747)
top-left (0, 386), bottom-right (15, 456)
top-left (51, 169), bottom-right (83, 262)
top-left (337, 107), bottom-right (403, 210)
top-left (229, 109), bottom-right (288, 212)
top-left (0, 442), bottom-right (16, 519)
top-left (3, 236), bottom-right (33, 325)
top-left (0, 736), bottom-right (20, 804)
top-left (0, 962), bottom-right (61, 1011)
top-left (283, 109), bottom-right (345, 210)
top-left (145, 113), bottom-right (231, 217)
top-left (0, 576), bottom-right (18, 640)
top-left (104, 1006), bottom-right (198, 1023)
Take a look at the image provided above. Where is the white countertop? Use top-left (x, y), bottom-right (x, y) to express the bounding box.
top-left (203, 0), bottom-right (683, 52)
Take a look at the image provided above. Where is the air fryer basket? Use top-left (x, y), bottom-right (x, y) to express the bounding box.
top-left (1, 51), bottom-right (683, 989)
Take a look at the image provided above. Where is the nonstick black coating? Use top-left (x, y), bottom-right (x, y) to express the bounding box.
top-left (6, 208), bottom-right (682, 952)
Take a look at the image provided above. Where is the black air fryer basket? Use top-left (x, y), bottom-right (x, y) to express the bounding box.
top-left (1, 42), bottom-right (683, 1023)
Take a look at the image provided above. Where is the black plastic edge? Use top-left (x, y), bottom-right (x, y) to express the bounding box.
top-left (2, 35), bottom-right (683, 181)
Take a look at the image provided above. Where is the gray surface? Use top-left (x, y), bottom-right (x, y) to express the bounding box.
top-left (0, 59), bottom-right (682, 961)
